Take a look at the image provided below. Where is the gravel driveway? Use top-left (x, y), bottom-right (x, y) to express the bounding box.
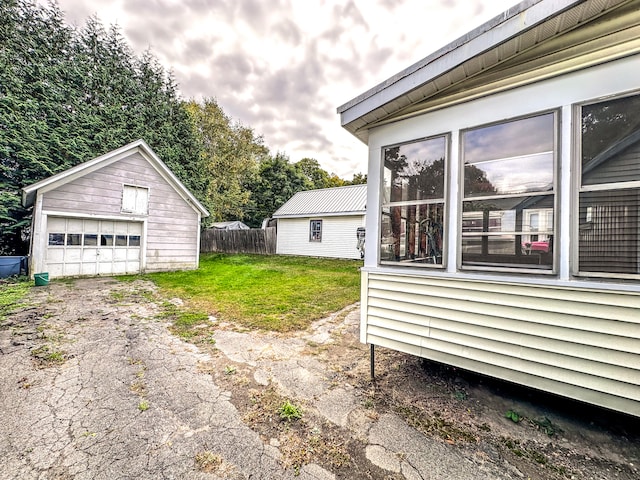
top-left (1, 277), bottom-right (638, 479)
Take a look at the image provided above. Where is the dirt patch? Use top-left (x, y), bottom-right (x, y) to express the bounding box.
top-left (188, 296), bottom-right (640, 479)
top-left (2, 277), bottom-right (639, 480)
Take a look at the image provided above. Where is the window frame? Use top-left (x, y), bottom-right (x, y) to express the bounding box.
top-left (458, 110), bottom-right (559, 274)
top-left (121, 184), bottom-right (149, 215)
top-left (378, 134), bottom-right (449, 268)
top-left (573, 91), bottom-right (640, 280)
top-left (309, 219), bottom-right (322, 242)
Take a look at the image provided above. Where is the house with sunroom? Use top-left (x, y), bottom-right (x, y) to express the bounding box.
top-left (338, 0), bottom-right (640, 416)
top-left (22, 139), bottom-right (209, 279)
top-left (272, 184), bottom-right (367, 260)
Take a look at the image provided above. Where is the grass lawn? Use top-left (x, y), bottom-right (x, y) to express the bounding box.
top-left (0, 279), bottom-right (31, 322)
top-left (141, 253), bottom-right (362, 332)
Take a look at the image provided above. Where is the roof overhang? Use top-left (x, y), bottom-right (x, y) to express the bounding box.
top-left (338, 0), bottom-right (639, 143)
top-left (273, 210), bottom-right (366, 219)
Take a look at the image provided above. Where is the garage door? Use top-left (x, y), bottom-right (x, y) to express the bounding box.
top-left (46, 217), bottom-right (142, 278)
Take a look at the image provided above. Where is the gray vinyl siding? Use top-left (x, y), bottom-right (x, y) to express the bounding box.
top-left (41, 152), bottom-right (200, 271)
top-left (362, 271), bottom-right (640, 416)
top-left (277, 216), bottom-right (365, 259)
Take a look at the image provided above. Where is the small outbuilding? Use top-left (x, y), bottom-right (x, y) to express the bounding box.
top-left (339, 0), bottom-right (640, 416)
top-left (22, 139), bottom-right (209, 279)
top-left (273, 184), bottom-right (367, 260)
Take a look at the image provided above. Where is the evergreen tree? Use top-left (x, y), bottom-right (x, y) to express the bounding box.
top-left (0, 0), bottom-right (206, 254)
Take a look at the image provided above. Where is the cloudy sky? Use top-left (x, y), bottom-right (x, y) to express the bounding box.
top-left (50, 0), bottom-right (517, 179)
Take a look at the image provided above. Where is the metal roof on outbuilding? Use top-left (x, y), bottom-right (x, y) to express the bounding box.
top-left (272, 184), bottom-right (367, 218)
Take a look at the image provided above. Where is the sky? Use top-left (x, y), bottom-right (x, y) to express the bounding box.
top-left (49, 0), bottom-right (518, 180)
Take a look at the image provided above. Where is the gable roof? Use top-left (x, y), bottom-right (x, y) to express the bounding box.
top-left (272, 184), bottom-right (367, 218)
top-left (338, 0), bottom-right (637, 143)
top-left (22, 139), bottom-right (209, 217)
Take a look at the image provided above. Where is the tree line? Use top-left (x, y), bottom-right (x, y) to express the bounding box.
top-left (0, 0), bottom-right (365, 255)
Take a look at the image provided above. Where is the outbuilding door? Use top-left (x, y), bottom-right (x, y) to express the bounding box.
top-left (45, 217), bottom-right (142, 278)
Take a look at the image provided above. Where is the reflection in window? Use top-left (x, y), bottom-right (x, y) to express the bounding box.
top-left (67, 234), bottom-right (82, 246)
top-left (129, 235), bottom-right (141, 247)
top-left (100, 234), bottom-right (113, 246)
top-left (579, 93), bottom-right (640, 275)
top-left (48, 233), bottom-right (65, 246)
top-left (310, 220), bottom-right (322, 242)
top-left (381, 136), bottom-right (446, 266)
top-left (84, 234), bottom-right (98, 246)
top-left (461, 113), bottom-right (556, 270)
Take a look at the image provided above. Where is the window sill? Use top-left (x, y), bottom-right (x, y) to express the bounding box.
top-left (362, 264), bottom-right (640, 293)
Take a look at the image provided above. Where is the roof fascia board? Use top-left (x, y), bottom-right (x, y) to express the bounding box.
top-left (337, 0), bottom-right (582, 127)
top-left (22, 140), bottom-right (147, 207)
top-left (273, 211), bottom-right (366, 219)
top-left (365, 33), bottom-right (640, 133)
top-left (134, 142), bottom-right (210, 217)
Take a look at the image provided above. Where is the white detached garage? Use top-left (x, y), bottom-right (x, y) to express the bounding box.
top-left (22, 139), bottom-right (209, 279)
top-left (273, 184), bottom-right (367, 260)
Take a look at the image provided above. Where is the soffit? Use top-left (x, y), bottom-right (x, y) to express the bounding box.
top-left (338, 0), bottom-right (638, 143)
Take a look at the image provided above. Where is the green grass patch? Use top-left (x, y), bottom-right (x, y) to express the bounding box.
top-left (0, 280), bottom-right (31, 322)
top-left (136, 254), bottom-right (361, 332)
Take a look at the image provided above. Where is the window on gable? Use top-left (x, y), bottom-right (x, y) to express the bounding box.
top-left (578, 93), bottom-right (640, 276)
top-left (380, 135), bottom-right (446, 266)
top-left (122, 185), bottom-right (149, 215)
top-left (461, 113), bottom-right (556, 271)
top-left (310, 220), bottom-right (322, 242)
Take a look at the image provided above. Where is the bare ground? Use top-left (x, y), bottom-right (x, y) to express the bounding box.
top-left (2, 277), bottom-right (639, 479)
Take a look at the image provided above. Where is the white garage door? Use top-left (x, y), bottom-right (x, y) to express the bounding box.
top-left (46, 217), bottom-right (142, 278)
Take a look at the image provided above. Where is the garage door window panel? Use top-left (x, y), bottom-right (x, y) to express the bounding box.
top-left (101, 234), bottom-right (114, 246)
top-left (67, 234), bottom-right (82, 246)
top-left (48, 233), bottom-right (65, 246)
top-left (84, 234), bottom-right (98, 246)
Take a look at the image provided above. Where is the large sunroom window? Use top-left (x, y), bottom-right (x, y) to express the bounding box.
top-left (578, 93), bottom-right (640, 276)
top-left (380, 136), bottom-right (446, 266)
top-left (461, 113), bottom-right (556, 270)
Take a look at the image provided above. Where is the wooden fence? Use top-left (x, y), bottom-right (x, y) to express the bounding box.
top-left (200, 227), bottom-right (276, 255)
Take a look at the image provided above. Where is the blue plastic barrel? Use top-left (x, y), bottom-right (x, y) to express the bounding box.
top-left (0, 256), bottom-right (25, 278)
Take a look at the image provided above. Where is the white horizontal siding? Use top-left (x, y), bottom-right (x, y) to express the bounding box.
top-left (362, 271), bottom-right (640, 416)
top-left (277, 216), bottom-right (364, 259)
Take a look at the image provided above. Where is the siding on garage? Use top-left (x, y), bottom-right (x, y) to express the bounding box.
top-left (40, 151), bottom-right (200, 272)
top-left (24, 140), bottom-right (208, 278)
top-left (276, 215), bottom-right (365, 259)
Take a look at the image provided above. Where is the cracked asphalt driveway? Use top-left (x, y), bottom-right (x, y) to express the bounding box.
top-left (0, 278), bottom-right (287, 479)
top-left (1, 277), bottom-right (638, 480)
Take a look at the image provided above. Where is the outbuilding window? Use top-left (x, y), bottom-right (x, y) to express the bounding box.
top-left (122, 185), bottom-right (149, 215)
top-left (578, 93), bottom-right (640, 277)
top-left (461, 113), bottom-right (556, 271)
top-left (310, 220), bottom-right (322, 242)
top-left (380, 135), bottom-right (447, 266)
